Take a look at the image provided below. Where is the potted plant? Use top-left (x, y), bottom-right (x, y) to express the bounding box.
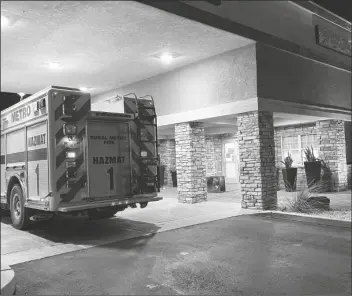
top-left (303, 145), bottom-right (321, 189)
top-left (321, 160), bottom-right (332, 192)
top-left (280, 153), bottom-right (297, 192)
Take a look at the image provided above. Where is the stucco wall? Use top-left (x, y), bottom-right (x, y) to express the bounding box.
top-left (92, 44), bottom-right (257, 116)
top-left (185, 1), bottom-right (351, 70)
top-left (256, 43), bottom-right (352, 111)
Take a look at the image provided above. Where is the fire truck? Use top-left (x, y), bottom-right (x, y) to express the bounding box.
top-left (0, 86), bottom-right (162, 230)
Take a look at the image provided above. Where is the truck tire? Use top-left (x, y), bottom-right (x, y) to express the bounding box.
top-left (9, 184), bottom-right (31, 230)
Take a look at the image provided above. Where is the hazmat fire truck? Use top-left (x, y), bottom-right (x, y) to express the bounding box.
top-left (0, 86), bottom-right (162, 230)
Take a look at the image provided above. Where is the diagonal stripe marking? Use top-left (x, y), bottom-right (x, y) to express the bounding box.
top-left (55, 95), bottom-right (80, 121)
top-left (72, 100), bottom-right (91, 122)
top-left (124, 100), bottom-right (136, 114)
top-left (56, 153), bottom-right (85, 191)
top-left (56, 148), bottom-right (68, 170)
top-left (60, 174), bottom-right (87, 203)
top-left (56, 127), bottom-right (64, 145)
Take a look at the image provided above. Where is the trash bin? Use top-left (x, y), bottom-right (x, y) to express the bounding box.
top-left (158, 165), bottom-right (166, 188)
top-left (206, 176), bottom-right (226, 193)
top-left (171, 171), bottom-right (177, 187)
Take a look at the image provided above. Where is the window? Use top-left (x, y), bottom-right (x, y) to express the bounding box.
top-left (281, 135), bottom-right (318, 166)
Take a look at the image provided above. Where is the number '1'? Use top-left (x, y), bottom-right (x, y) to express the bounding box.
top-left (107, 167), bottom-right (114, 190)
top-left (35, 164), bottom-right (39, 196)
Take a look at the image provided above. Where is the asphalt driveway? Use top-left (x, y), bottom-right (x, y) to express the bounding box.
top-left (12, 214), bottom-right (351, 295)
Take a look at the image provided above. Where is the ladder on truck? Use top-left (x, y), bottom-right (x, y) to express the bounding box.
top-left (123, 93), bottom-right (160, 194)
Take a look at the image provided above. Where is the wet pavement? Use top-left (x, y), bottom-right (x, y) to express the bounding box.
top-left (12, 214), bottom-right (352, 295)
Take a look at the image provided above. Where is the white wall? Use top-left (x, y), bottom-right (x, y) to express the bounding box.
top-left (92, 44), bottom-right (257, 116)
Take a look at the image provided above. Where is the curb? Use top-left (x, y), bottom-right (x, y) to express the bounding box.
top-left (1, 264), bottom-right (16, 295)
top-left (254, 211), bottom-right (352, 228)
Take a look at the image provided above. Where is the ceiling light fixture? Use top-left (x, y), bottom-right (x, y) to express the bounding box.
top-left (48, 62), bottom-right (62, 69)
top-left (160, 53), bottom-right (173, 64)
top-left (1, 16), bottom-right (9, 28)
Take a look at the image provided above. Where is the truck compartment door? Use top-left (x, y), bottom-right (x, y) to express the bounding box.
top-left (86, 121), bottom-right (131, 199)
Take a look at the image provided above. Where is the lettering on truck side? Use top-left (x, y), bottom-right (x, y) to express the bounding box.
top-left (90, 136), bottom-right (127, 140)
top-left (11, 105), bottom-right (31, 122)
top-left (90, 135), bottom-right (127, 144)
top-left (92, 156), bottom-right (125, 165)
top-left (28, 133), bottom-right (46, 147)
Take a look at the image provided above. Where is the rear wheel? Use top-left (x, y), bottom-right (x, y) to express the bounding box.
top-left (9, 184), bottom-right (31, 230)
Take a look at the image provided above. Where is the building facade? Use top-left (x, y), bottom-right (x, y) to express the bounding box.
top-left (92, 1), bottom-right (352, 210)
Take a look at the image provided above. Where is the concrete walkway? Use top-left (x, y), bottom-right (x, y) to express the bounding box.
top-left (1, 262), bottom-right (16, 296)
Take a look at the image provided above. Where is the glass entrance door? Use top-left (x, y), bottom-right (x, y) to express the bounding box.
top-left (223, 140), bottom-right (240, 184)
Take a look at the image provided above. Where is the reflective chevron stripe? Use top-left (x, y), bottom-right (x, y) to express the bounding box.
top-left (54, 95), bottom-right (80, 121)
top-left (56, 152), bottom-right (84, 191)
top-left (60, 174), bottom-right (87, 203)
top-left (53, 93), bottom-right (91, 202)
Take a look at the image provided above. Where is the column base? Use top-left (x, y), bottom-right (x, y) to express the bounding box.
top-left (178, 193), bottom-right (207, 204)
top-left (241, 197), bottom-right (277, 210)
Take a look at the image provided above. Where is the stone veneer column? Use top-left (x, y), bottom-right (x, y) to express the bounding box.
top-left (175, 122), bottom-right (207, 203)
top-left (237, 111), bottom-right (277, 210)
top-left (158, 139), bottom-right (176, 186)
top-left (205, 136), bottom-right (223, 176)
top-left (316, 120), bottom-right (348, 191)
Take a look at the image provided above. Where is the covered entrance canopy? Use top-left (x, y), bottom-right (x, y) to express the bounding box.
top-left (2, 1), bottom-right (350, 210)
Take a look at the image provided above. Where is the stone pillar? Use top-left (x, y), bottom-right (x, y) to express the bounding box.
top-left (175, 122), bottom-right (207, 203)
top-left (205, 136), bottom-right (223, 176)
top-left (237, 111), bottom-right (277, 210)
top-left (158, 139), bottom-right (176, 186)
top-left (316, 120), bottom-right (348, 191)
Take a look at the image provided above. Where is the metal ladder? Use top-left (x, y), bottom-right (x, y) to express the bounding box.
top-left (137, 95), bottom-right (159, 192)
top-left (123, 93), bottom-right (159, 193)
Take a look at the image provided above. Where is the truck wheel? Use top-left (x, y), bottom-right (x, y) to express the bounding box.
top-left (9, 184), bottom-right (30, 230)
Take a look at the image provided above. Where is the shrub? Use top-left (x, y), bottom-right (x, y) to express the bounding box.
top-left (281, 180), bottom-right (328, 213)
top-left (303, 145), bottom-right (318, 162)
top-left (280, 153), bottom-right (293, 169)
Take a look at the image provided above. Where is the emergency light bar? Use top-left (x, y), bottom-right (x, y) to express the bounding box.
top-left (66, 151), bottom-right (76, 159)
top-left (63, 124), bottom-right (77, 135)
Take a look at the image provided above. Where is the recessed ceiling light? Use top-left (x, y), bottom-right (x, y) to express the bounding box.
top-left (160, 53), bottom-right (173, 64)
top-left (151, 52), bottom-right (181, 64)
top-left (1, 16), bottom-right (10, 28)
top-left (48, 62), bottom-right (62, 69)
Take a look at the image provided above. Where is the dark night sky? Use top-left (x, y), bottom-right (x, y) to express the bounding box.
top-left (1, 93), bottom-right (22, 111)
